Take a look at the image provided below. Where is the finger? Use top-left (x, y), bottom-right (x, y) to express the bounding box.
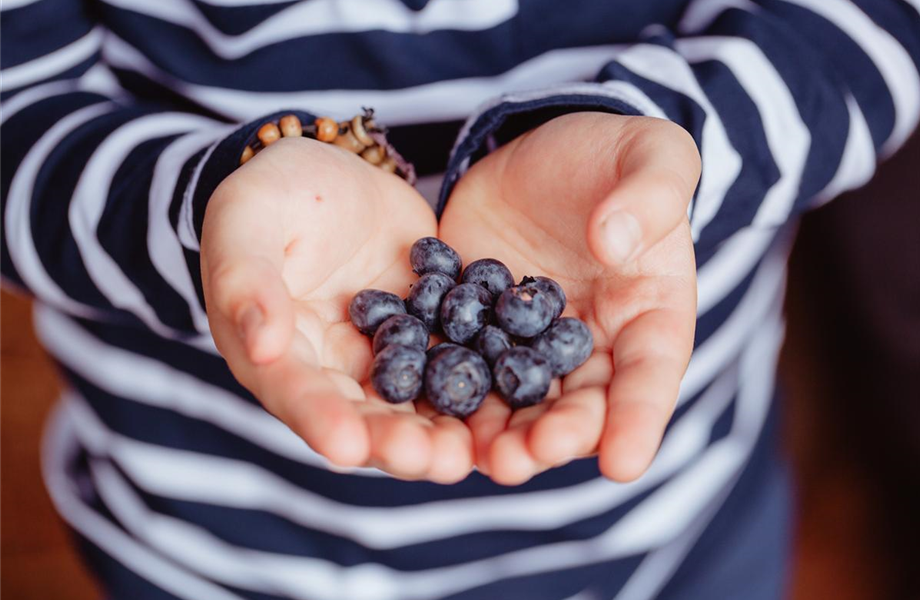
top-left (209, 258), bottom-right (296, 364)
top-left (561, 352), bottom-right (613, 393)
top-left (414, 402), bottom-right (475, 484)
top-left (326, 369), bottom-right (366, 401)
top-left (527, 386), bottom-right (606, 466)
top-left (428, 420), bottom-right (474, 484)
top-left (488, 404), bottom-right (553, 486)
top-left (362, 384), bottom-right (419, 414)
top-left (202, 191), bottom-right (293, 364)
top-left (357, 392), bottom-right (432, 478)
top-left (587, 120), bottom-right (700, 267)
top-left (257, 351), bottom-right (371, 468)
top-left (326, 321), bottom-right (374, 382)
top-left (599, 308), bottom-right (694, 482)
top-left (358, 405), bottom-right (433, 479)
top-left (429, 420), bottom-right (475, 484)
top-left (465, 393), bottom-right (512, 475)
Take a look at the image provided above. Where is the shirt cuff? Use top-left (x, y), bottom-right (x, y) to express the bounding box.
top-left (437, 83), bottom-right (657, 216)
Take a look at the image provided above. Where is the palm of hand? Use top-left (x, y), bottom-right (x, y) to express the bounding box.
top-left (203, 113), bottom-right (699, 486)
top-left (439, 113), bottom-right (698, 484)
top-left (202, 138), bottom-right (474, 482)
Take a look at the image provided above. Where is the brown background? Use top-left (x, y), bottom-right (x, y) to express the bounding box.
top-left (2, 133), bottom-right (918, 599)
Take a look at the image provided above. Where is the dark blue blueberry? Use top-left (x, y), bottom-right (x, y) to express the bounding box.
top-left (530, 317), bottom-right (594, 377)
top-left (349, 289), bottom-right (406, 336)
top-left (493, 347), bottom-right (552, 409)
top-left (471, 325), bottom-right (512, 367)
top-left (371, 345), bottom-right (426, 404)
top-left (440, 283), bottom-right (492, 344)
top-left (461, 258), bottom-right (514, 301)
top-left (410, 237), bottom-right (462, 280)
top-left (372, 314), bottom-right (429, 355)
top-left (520, 275), bottom-right (566, 320)
top-left (427, 342), bottom-right (461, 362)
top-left (495, 284), bottom-right (554, 338)
top-left (425, 346), bottom-right (491, 417)
top-left (405, 272), bottom-right (455, 331)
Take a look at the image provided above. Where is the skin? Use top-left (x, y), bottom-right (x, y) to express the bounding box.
top-left (201, 112), bottom-right (700, 486)
top-left (201, 137), bottom-right (472, 484)
top-left (440, 113), bottom-right (700, 485)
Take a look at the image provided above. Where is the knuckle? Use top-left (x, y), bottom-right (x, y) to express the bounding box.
top-left (657, 169), bottom-right (693, 209)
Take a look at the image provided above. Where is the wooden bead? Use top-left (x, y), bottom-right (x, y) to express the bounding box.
top-left (239, 145), bottom-right (255, 165)
top-left (314, 117), bottom-right (338, 142)
top-left (257, 122), bottom-right (281, 146)
top-left (360, 144), bottom-right (386, 165)
top-left (332, 126), bottom-right (366, 153)
top-left (279, 114), bottom-right (302, 138)
top-left (351, 115), bottom-right (375, 146)
top-left (379, 156), bottom-right (398, 174)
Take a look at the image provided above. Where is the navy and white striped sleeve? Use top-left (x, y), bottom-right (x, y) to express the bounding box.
top-left (441, 0), bottom-right (920, 250)
top-left (0, 0), bottom-right (315, 341)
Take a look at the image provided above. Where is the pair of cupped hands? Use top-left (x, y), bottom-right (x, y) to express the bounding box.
top-left (201, 112), bottom-right (701, 485)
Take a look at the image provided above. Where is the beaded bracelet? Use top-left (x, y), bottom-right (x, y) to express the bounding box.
top-left (239, 108), bottom-right (417, 185)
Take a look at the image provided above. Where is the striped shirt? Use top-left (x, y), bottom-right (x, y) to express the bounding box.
top-left (2, 1), bottom-right (918, 598)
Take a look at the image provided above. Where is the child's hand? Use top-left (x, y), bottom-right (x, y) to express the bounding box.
top-left (440, 113), bottom-right (700, 484)
top-left (201, 138), bottom-right (474, 483)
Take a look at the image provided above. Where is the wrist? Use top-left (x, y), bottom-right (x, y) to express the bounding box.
top-left (238, 109), bottom-right (416, 185)
top-left (440, 89), bottom-right (645, 216)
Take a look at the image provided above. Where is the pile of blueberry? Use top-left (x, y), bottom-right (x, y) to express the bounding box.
top-left (348, 238), bottom-right (593, 418)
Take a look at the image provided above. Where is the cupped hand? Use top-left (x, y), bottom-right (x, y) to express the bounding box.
top-left (201, 137), bottom-right (473, 483)
top-left (439, 112), bottom-right (700, 485)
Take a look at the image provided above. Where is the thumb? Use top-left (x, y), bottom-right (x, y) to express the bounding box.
top-left (206, 257), bottom-right (295, 364)
top-left (587, 120), bottom-right (700, 267)
top-left (201, 191), bottom-right (295, 365)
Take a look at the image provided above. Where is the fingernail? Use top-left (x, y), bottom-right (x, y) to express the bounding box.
top-left (601, 211), bottom-right (642, 265)
top-left (238, 303), bottom-right (264, 348)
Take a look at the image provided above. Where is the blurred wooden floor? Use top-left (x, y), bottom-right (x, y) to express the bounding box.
top-left (2, 130), bottom-right (918, 597)
top-left (1, 291), bottom-right (99, 599)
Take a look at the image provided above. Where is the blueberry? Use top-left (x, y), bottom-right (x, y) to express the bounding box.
top-left (410, 237), bottom-right (462, 280)
top-left (440, 283), bottom-right (492, 344)
top-left (520, 275), bottom-right (566, 320)
top-left (371, 345), bottom-right (426, 404)
top-left (530, 317), bottom-right (594, 377)
top-left (425, 345), bottom-right (491, 417)
top-left (349, 289), bottom-right (407, 336)
top-left (372, 314), bottom-right (429, 355)
top-left (493, 347), bottom-right (552, 408)
top-left (495, 284), bottom-right (554, 338)
top-left (427, 342), bottom-right (461, 362)
top-left (406, 272), bottom-right (455, 331)
top-left (471, 325), bottom-right (512, 367)
top-left (460, 258), bottom-right (514, 302)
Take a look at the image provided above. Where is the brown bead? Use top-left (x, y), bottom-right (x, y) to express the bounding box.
top-left (379, 156), bottom-right (398, 174)
top-left (314, 117), bottom-right (338, 142)
top-left (239, 145), bottom-right (255, 165)
top-left (279, 114), bottom-right (302, 138)
top-left (257, 122), bottom-right (281, 146)
top-left (332, 126), bottom-right (366, 153)
top-left (351, 115), bottom-right (375, 146)
top-left (360, 144), bottom-right (386, 165)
